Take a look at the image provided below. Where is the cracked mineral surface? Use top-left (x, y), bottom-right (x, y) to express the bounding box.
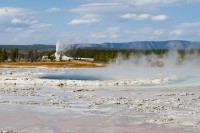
top-left (0, 68), bottom-right (200, 133)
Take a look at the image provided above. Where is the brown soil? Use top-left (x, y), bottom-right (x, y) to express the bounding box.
top-left (0, 61), bottom-right (105, 68)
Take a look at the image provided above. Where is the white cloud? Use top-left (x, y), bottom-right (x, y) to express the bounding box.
top-left (0, 7), bottom-right (57, 45)
top-left (80, 3), bottom-right (122, 7)
top-left (11, 18), bottom-right (38, 24)
top-left (123, 27), bottom-right (167, 41)
top-left (91, 27), bottom-right (120, 39)
top-left (5, 17), bottom-right (52, 33)
top-left (45, 8), bottom-right (63, 13)
top-left (68, 14), bottom-right (100, 25)
top-left (151, 15), bottom-right (168, 21)
top-left (170, 29), bottom-right (183, 36)
top-left (11, 18), bottom-right (23, 24)
top-left (30, 23), bottom-right (52, 29)
top-left (88, 27), bottom-right (169, 43)
top-left (121, 13), bottom-right (168, 21)
top-left (0, 7), bottom-right (52, 42)
top-left (132, 0), bottom-right (176, 6)
top-left (106, 27), bottom-right (121, 38)
top-left (5, 21), bottom-right (52, 34)
top-left (137, 14), bottom-right (150, 20)
top-left (171, 22), bottom-right (200, 35)
top-left (0, 7), bottom-right (30, 17)
top-left (0, 7), bottom-right (52, 30)
top-left (71, 2), bottom-right (126, 14)
top-left (5, 27), bottom-right (24, 32)
top-left (121, 13), bottom-right (137, 19)
top-left (100, 0), bottom-right (200, 7)
top-left (154, 29), bottom-right (164, 36)
top-left (72, 0), bottom-right (200, 14)
top-left (68, 18), bottom-right (98, 25)
top-left (180, 22), bottom-right (200, 28)
top-left (169, 22), bottom-right (200, 39)
top-left (0, 7), bottom-right (36, 25)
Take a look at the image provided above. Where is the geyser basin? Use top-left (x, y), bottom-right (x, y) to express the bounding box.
top-left (40, 67), bottom-right (200, 87)
top-left (40, 68), bottom-right (167, 81)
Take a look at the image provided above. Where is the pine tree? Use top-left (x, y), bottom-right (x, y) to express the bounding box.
top-left (0, 48), bottom-right (8, 62)
top-left (2, 49), bottom-right (8, 62)
top-left (10, 48), bottom-right (19, 62)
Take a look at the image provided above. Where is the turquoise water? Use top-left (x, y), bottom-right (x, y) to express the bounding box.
top-left (143, 76), bottom-right (200, 88)
top-left (171, 76), bottom-right (200, 86)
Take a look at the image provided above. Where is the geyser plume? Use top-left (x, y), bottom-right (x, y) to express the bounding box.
top-left (56, 39), bottom-right (65, 55)
top-left (55, 40), bottom-right (73, 61)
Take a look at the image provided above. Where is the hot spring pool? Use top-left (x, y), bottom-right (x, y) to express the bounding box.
top-left (38, 67), bottom-right (200, 87)
top-left (41, 74), bottom-right (105, 80)
top-left (40, 74), bottom-right (200, 87)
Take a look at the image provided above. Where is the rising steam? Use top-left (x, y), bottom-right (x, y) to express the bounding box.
top-left (44, 50), bottom-right (200, 82)
top-left (56, 40), bottom-right (65, 55)
top-left (105, 50), bottom-right (200, 80)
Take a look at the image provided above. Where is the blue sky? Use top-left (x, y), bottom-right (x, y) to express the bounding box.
top-left (0, 0), bottom-right (200, 45)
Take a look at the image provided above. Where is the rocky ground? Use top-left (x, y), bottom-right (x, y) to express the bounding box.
top-left (0, 68), bottom-right (200, 132)
top-left (0, 68), bottom-right (180, 87)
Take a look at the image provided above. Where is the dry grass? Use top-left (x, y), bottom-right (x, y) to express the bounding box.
top-left (0, 61), bottom-right (105, 68)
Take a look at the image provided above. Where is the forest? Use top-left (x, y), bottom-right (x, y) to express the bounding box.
top-left (1, 47), bottom-right (200, 63)
top-left (66, 49), bottom-right (200, 62)
top-left (0, 44), bottom-right (55, 62)
top-left (0, 48), bottom-right (56, 62)
top-left (0, 44), bottom-right (55, 51)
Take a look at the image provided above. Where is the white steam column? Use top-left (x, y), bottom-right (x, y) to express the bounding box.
top-left (56, 40), bottom-right (63, 55)
top-left (55, 40), bottom-right (71, 61)
top-left (55, 40), bottom-right (64, 61)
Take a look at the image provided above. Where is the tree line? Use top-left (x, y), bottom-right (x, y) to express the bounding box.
top-left (0, 48), bottom-right (56, 62)
top-left (66, 49), bottom-right (200, 62)
top-left (1, 47), bottom-right (200, 63)
top-left (66, 49), bottom-right (168, 62)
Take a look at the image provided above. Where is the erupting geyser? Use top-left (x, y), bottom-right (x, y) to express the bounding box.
top-left (56, 40), bottom-right (64, 55)
top-left (55, 40), bottom-right (72, 61)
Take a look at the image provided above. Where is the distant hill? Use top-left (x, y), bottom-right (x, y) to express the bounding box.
top-left (0, 44), bottom-right (55, 51)
top-left (67, 40), bottom-right (200, 50)
top-left (1, 40), bottom-right (200, 52)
